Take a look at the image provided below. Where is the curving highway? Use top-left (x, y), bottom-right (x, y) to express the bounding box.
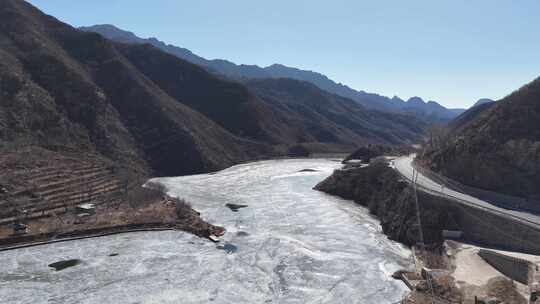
top-left (391, 155), bottom-right (540, 229)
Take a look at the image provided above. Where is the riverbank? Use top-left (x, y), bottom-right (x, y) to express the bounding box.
top-left (313, 161), bottom-right (532, 303)
top-left (314, 162), bottom-right (448, 246)
top-left (0, 188), bottom-right (224, 249)
top-left (0, 147), bottom-right (231, 249)
top-left (0, 150), bottom-right (347, 250)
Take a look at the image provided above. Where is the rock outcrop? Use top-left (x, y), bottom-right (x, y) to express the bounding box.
top-left (342, 144), bottom-right (415, 164)
top-left (314, 163), bottom-right (451, 246)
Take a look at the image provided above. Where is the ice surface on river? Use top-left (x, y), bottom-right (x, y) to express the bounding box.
top-left (0, 159), bottom-right (411, 304)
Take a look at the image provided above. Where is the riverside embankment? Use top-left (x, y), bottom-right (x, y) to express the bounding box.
top-left (315, 159), bottom-right (540, 303)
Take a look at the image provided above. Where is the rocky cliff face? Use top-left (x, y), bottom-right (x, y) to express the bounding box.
top-left (314, 163), bottom-right (452, 246)
top-left (421, 77), bottom-right (540, 199)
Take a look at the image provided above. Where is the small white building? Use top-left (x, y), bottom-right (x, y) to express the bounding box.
top-left (75, 203), bottom-right (95, 214)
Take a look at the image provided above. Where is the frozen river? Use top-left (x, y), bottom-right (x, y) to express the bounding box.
top-left (0, 159), bottom-right (411, 304)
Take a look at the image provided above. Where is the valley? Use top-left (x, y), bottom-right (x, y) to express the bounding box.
top-left (0, 159), bottom-right (412, 304)
top-left (0, 1), bottom-right (539, 304)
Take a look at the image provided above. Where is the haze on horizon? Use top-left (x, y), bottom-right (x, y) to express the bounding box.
top-left (28, 0), bottom-right (540, 108)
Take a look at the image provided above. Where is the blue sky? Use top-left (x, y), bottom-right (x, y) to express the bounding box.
top-left (28, 0), bottom-right (540, 108)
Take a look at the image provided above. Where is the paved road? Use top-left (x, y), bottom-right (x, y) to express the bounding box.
top-left (391, 155), bottom-right (540, 229)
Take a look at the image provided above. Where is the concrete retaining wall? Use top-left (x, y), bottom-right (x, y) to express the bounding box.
top-left (417, 191), bottom-right (540, 255)
top-left (0, 222), bottom-right (176, 251)
top-left (478, 249), bottom-right (535, 285)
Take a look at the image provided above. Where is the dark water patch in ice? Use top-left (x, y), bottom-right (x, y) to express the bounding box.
top-left (298, 169), bottom-right (318, 172)
top-left (226, 203), bottom-right (248, 212)
top-left (48, 259), bottom-right (81, 271)
top-left (217, 243), bottom-right (238, 254)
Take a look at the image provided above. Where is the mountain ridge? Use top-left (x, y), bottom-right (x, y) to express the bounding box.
top-left (0, 0), bottom-right (272, 176)
top-left (421, 77), bottom-right (540, 199)
top-left (80, 24), bottom-right (465, 122)
top-left (243, 77), bottom-right (428, 146)
top-left (1, 0), bottom-right (427, 179)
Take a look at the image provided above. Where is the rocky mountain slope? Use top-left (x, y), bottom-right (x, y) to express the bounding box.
top-left (244, 78), bottom-right (427, 146)
top-left (421, 77), bottom-right (540, 199)
top-left (0, 0), bottom-right (270, 176)
top-left (0, 0), bottom-right (429, 179)
top-left (80, 24), bottom-right (465, 122)
top-left (472, 98), bottom-right (495, 108)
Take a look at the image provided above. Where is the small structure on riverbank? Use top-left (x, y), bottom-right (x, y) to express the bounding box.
top-left (12, 222), bottom-right (27, 235)
top-left (209, 235), bottom-right (220, 242)
top-left (75, 203), bottom-right (95, 214)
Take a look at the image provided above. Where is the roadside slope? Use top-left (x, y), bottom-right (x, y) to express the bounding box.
top-left (421, 77), bottom-right (540, 200)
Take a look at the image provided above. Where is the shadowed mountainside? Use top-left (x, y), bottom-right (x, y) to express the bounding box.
top-left (80, 24), bottom-right (465, 122)
top-left (421, 77), bottom-right (540, 199)
top-left (0, 0), bottom-right (271, 176)
top-left (244, 78), bottom-right (427, 146)
top-left (0, 0), bottom-right (429, 179)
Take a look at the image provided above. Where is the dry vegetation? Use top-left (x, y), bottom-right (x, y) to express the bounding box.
top-left (0, 147), bottom-right (223, 247)
top-left (420, 77), bottom-right (540, 199)
top-left (403, 275), bottom-right (464, 304)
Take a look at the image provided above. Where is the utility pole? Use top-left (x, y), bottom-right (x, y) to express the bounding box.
top-left (412, 168), bottom-right (435, 304)
top-left (412, 168), bottom-right (425, 247)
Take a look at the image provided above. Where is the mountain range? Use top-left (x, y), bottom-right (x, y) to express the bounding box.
top-left (0, 0), bottom-right (427, 177)
top-left (243, 78), bottom-right (427, 145)
top-left (80, 24), bottom-right (466, 123)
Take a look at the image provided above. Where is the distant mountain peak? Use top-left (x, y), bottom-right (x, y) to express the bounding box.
top-left (267, 63), bottom-right (286, 68)
top-left (83, 23), bottom-right (119, 30)
top-left (80, 24), bottom-right (138, 39)
top-left (472, 98), bottom-right (495, 107)
top-left (407, 96), bottom-right (426, 105)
